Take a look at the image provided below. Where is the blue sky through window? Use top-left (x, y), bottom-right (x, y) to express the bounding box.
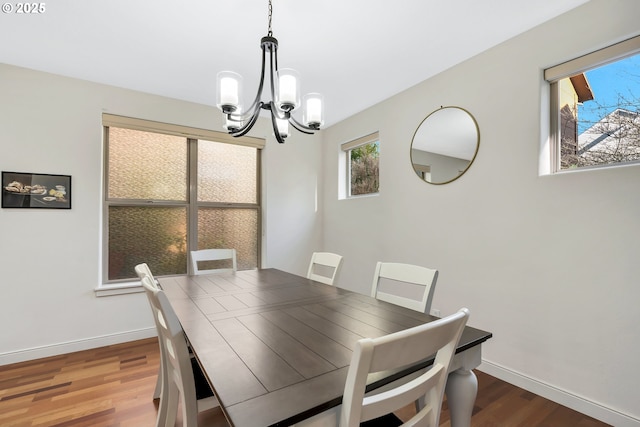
top-left (577, 54), bottom-right (640, 134)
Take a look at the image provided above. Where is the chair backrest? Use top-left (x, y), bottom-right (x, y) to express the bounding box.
top-left (190, 248), bottom-right (237, 275)
top-left (135, 263), bottom-right (163, 339)
top-left (141, 276), bottom-right (200, 425)
top-left (307, 252), bottom-right (343, 286)
top-left (340, 308), bottom-right (469, 427)
top-left (371, 262), bottom-right (438, 314)
top-left (134, 262), bottom-right (159, 289)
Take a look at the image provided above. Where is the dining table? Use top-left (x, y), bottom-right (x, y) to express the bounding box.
top-left (158, 268), bottom-right (492, 427)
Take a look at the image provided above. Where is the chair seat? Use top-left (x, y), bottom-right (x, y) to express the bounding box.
top-left (361, 413), bottom-right (403, 427)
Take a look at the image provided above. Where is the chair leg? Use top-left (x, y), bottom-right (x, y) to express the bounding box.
top-left (163, 382), bottom-right (179, 427)
top-left (153, 365), bottom-right (163, 400)
top-left (182, 385), bottom-right (200, 427)
top-left (155, 350), bottom-right (169, 424)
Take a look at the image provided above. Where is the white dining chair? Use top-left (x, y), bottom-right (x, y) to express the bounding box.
top-left (134, 263), bottom-right (164, 401)
top-left (190, 249), bottom-right (237, 275)
top-left (141, 275), bottom-right (219, 427)
top-left (307, 252), bottom-right (343, 286)
top-left (135, 263), bottom-right (219, 425)
top-left (371, 262), bottom-right (438, 314)
top-left (340, 308), bottom-right (470, 427)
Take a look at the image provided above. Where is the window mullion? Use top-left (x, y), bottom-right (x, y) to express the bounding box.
top-left (188, 138), bottom-right (198, 275)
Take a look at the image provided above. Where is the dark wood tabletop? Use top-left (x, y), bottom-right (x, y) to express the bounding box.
top-left (158, 268), bottom-right (492, 427)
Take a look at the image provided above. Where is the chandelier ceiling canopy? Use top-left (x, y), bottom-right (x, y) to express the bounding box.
top-left (216, 0), bottom-right (324, 144)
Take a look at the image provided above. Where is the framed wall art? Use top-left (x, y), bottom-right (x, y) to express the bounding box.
top-left (2, 171), bottom-right (71, 209)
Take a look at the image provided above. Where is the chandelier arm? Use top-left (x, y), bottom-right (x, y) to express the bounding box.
top-left (242, 44), bottom-right (270, 119)
top-left (289, 119), bottom-right (314, 135)
top-left (228, 100), bottom-right (261, 122)
top-left (273, 39), bottom-right (278, 73)
top-left (290, 116), bottom-right (319, 133)
top-left (270, 109), bottom-right (286, 144)
top-left (228, 43), bottom-right (269, 124)
top-left (230, 102), bottom-right (264, 137)
top-left (268, 101), bottom-right (289, 120)
top-left (268, 47), bottom-right (278, 109)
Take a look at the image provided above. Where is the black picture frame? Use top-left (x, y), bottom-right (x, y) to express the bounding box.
top-left (2, 171), bottom-right (72, 209)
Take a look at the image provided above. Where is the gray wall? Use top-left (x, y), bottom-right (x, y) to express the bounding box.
top-left (322, 0), bottom-right (640, 425)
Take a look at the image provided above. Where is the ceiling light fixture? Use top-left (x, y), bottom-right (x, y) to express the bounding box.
top-left (216, 0), bottom-right (324, 144)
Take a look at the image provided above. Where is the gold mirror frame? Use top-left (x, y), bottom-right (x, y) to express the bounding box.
top-left (410, 106), bottom-right (480, 185)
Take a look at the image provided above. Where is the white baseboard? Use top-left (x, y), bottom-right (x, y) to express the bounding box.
top-left (0, 328), bottom-right (157, 366)
top-left (479, 360), bottom-right (639, 427)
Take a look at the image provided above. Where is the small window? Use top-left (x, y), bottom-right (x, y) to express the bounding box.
top-left (546, 36), bottom-right (640, 172)
top-left (341, 132), bottom-right (379, 197)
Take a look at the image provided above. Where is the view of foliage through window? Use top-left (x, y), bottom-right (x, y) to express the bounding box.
top-left (350, 141), bottom-right (379, 196)
top-left (560, 53), bottom-right (640, 169)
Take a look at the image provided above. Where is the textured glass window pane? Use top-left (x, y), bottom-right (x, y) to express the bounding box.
top-left (108, 206), bottom-right (187, 280)
top-left (108, 127), bottom-right (187, 200)
top-left (198, 140), bottom-right (257, 203)
top-left (198, 208), bottom-right (258, 270)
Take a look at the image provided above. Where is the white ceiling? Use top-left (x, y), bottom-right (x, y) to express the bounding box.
top-left (0, 0), bottom-right (589, 127)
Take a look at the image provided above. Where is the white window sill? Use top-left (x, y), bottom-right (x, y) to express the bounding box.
top-left (341, 192), bottom-right (380, 201)
top-left (94, 281), bottom-right (144, 297)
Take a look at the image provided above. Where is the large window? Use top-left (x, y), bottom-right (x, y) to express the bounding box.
top-left (103, 115), bottom-right (262, 282)
top-left (341, 132), bottom-right (379, 197)
top-left (546, 36), bottom-right (640, 172)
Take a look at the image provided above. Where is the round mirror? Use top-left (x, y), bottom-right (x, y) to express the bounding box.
top-left (410, 106), bottom-right (479, 184)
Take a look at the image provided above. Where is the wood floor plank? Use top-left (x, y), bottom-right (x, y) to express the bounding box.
top-left (0, 338), bottom-right (611, 427)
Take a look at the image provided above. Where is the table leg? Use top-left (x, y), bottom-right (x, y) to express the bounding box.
top-left (445, 368), bottom-right (478, 427)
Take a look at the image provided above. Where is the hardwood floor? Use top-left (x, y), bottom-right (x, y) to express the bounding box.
top-left (0, 338), bottom-right (610, 427)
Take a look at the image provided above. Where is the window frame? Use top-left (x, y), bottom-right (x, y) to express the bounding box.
top-left (545, 35), bottom-right (640, 173)
top-left (341, 132), bottom-right (380, 198)
top-left (101, 114), bottom-right (262, 286)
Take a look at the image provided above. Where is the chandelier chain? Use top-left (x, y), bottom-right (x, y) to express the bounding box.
top-left (267, 0), bottom-right (273, 37)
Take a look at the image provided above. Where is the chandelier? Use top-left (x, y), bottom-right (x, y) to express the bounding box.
top-left (215, 0), bottom-right (324, 144)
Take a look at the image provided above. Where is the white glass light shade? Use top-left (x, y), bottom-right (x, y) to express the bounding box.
top-left (217, 71), bottom-right (242, 113)
top-left (276, 68), bottom-right (300, 111)
top-left (275, 117), bottom-right (289, 138)
top-left (303, 93), bottom-right (324, 127)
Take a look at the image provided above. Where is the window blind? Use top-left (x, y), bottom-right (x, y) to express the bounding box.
top-left (102, 114), bottom-right (265, 149)
top-left (544, 35), bottom-right (640, 82)
top-left (341, 132), bottom-right (379, 152)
